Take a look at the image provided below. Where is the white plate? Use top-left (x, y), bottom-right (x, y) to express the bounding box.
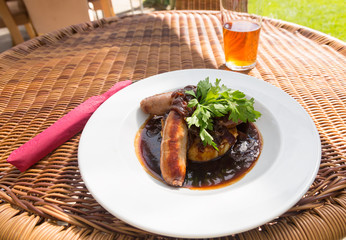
top-left (78, 69), bottom-right (321, 238)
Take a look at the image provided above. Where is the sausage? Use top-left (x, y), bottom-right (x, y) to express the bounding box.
top-left (160, 110), bottom-right (188, 186)
top-left (140, 92), bottom-right (173, 115)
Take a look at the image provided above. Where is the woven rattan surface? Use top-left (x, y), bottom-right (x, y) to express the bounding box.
top-left (0, 10), bottom-right (345, 240)
top-left (175, 0), bottom-right (220, 10)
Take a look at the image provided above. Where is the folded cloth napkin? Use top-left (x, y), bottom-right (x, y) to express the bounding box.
top-left (7, 80), bottom-right (132, 172)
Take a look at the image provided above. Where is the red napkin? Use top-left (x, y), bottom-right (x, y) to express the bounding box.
top-left (7, 80), bottom-right (132, 172)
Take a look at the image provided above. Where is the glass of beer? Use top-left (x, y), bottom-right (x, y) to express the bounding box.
top-left (221, 0), bottom-right (262, 71)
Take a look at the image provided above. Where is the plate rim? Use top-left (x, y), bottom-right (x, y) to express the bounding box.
top-left (78, 69), bottom-right (321, 238)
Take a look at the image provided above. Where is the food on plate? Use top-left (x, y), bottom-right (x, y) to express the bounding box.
top-left (160, 110), bottom-right (188, 186)
top-left (136, 78), bottom-right (262, 189)
top-left (188, 126), bottom-right (238, 162)
top-left (140, 92), bottom-right (173, 115)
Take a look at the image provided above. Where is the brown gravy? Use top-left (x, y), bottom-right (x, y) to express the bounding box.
top-left (135, 116), bottom-right (262, 190)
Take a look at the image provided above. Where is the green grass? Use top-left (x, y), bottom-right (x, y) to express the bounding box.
top-left (251, 0), bottom-right (345, 41)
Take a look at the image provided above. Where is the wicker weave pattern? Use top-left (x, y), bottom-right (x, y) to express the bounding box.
top-left (175, 0), bottom-right (220, 10)
top-left (0, 11), bottom-right (345, 239)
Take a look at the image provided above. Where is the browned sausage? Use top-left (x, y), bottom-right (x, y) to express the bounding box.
top-left (160, 110), bottom-right (188, 186)
top-left (140, 92), bottom-right (173, 115)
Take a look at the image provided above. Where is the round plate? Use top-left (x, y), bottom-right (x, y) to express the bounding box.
top-left (78, 69), bottom-right (321, 238)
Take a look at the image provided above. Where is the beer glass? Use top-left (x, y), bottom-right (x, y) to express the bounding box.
top-left (221, 0), bottom-right (262, 71)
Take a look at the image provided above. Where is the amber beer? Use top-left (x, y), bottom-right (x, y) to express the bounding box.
top-left (223, 20), bottom-right (261, 70)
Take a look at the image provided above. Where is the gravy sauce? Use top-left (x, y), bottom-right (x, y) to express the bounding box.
top-left (135, 116), bottom-right (262, 190)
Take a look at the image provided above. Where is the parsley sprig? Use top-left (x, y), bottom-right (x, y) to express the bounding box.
top-left (185, 77), bottom-right (261, 150)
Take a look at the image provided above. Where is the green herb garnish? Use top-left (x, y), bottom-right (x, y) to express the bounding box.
top-left (185, 77), bottom-right (261, 150)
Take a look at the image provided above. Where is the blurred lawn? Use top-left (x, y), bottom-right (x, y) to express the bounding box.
top-left (257, 0), bottom-right (345, 41)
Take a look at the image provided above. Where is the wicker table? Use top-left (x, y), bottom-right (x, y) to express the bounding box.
top-left (0, 11), bottom-right (345, 240)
